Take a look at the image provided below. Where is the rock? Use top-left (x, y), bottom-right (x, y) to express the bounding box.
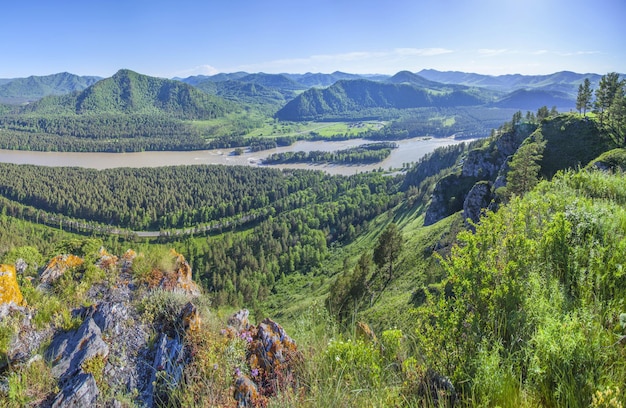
top-left (356, 321), bottom-right (378, 344)
top-left (233, 374), bottom-right (260, 407)
top-left (46, 317), bottom-right (109, 379)
top-left (146, 333), bottom-right (185, 407)
top-left (463, 181), bottom-right (493, 228)
top-left (228, 309), bottom-right (251, 333)
top-left (419, 368), bottom-right (457, 406)
top-left (121, 249), bottom-right (137, 273)
top-left (91, 302), bottom-right (130, 335)
top-left (0, 264), bottom-right (24, 306)
top-left (247, 318), bottom-right (300, 397)
top-left (39, 254), bottom-right (83, 285)
top-left (96, 247), bottom-right (119, 272)
top-left (180, 301), bottom-right (201, 333)
top-left (51, 372), bottom-right (99, 408)
top-left (147, 249), bottom-right (200, 296)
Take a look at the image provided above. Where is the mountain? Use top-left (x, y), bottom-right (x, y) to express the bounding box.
top-left (0, 72), bottom-right (102, 104)
top-left (193, 79), bottom-right (292, 107)
top-left (177, 71), bottom-right (249, 85)
top-left (21, 69), bottom-right (232, 119)
top-left (418, 69), bottom-right (604, 95)
top-left (236, 73), bottom-right (307, 91)
top-left (492, 89), bottom-right (575, 110)
top-left (284, 71), bottom-right (370, 87)
top-left (275, 77), bottom-right (489, 121)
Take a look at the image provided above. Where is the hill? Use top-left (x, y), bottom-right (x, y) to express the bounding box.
top-left (492, 88), bottom-right (575, 110)
top-left (21, 69), bottom-right (232, 119)
top-left (275, 78), bottom-right (489, 121)
top-left (418, 69), bottom-right (605, 96)
top-left (0, 72), bottom-right (102, 104)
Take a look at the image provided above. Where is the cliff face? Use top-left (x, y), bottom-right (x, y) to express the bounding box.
top-left (423, 124), bottom-right (531, 226)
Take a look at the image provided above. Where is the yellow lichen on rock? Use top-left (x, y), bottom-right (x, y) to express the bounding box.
top-left (0, 264), bottom-right (24, 306)
top-left (39, 254), bottom-right (84, 284)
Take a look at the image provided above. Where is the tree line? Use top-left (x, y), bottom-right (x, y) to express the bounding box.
top-left (263, 142), bottom-right (397, 165)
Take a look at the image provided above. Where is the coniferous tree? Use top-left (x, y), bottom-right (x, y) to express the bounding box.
top-left (576, 78), bottom-right (593, 116)
top-left (595, 72), bottom-right (624, 124)
top-left (506, 134), bottom-right (546, 196)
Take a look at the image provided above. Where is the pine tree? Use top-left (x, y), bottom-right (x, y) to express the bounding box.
top-left (595, 72), bottom-right (624, 124)
top-left (507, 134), bottom-right (546, 196)
top-left (576, 78), bottom-right (593, 116)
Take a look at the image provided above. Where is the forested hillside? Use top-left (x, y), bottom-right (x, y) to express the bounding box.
top-left (0, 72), bottom-right (101, 104)
top-left (275, 78), bottom-right (489, 121)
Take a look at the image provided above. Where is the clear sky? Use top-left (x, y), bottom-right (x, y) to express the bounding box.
top-left (2, 0), bottom-right (624, 78)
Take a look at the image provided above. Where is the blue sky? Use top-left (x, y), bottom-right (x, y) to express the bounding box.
top-left (2, 0), bottom-right (624, 78)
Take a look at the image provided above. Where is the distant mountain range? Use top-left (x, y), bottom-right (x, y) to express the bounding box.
top-left (416, 69), bottom-right (604, 96)
top-left (2, 68), bottom-right (620, 121)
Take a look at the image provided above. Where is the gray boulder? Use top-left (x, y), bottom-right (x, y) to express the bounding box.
top-left (51, 372), bottom-right (99, 408)
top-left (45, 317), bottom-right (109, 379)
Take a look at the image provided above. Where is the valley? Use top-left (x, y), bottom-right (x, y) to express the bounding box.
top-left (0, 68), bottom-right (625, 407)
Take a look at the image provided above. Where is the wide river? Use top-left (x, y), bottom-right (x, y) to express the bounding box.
top-left (0, 136), bottom-right (469, 175)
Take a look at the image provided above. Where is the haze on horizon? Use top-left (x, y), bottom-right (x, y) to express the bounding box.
top-left (2, 0), bottom-right (625, 79)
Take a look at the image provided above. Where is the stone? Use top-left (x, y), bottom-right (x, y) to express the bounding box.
top-left (233, 374), bottom-right (260, 407)
top-left (228, 309), bottom-right (251, 333)
top-left (146, 333), bottom-right (185, 407)
top-left (51, 372), bottom-right (99, 408)
top-left (96, 247), bottom-right (119, 271)
top-left (180, 301), bottom-right (201, 333)
top-left (0, 264), bottom-right (24, 306)
top-left (39, 254), bottom-right (83, 285)
top-left (147, 249), bottom-right (200, 296)
top-left (46, 317), bottom-right (109, 379)
top-left (356, 321), bottom-right (378, 344)
top-left (91, 302), bottom-right (130, 335)
top-left (419, 368), bottom-right (457, 406)
top-left (462, 181), bottom-right (493, 228)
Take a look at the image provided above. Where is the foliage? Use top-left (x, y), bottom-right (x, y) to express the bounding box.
top-left (264, 142), bottom-right (397, 165)
top-left (506, 132), bottom-right (546, 196)
top-left (414, 169), bottom-right (626, 405)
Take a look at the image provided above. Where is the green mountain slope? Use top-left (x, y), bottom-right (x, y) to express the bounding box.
top-left (0, 72), bottom-right (102, 104)
top-left (275, 78), bottom-right (489, 121)
top-left (22, 69), bottom-right (233, 119)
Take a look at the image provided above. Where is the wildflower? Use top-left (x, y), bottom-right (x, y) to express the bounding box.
top-left (335, 355), bottom-right (341, 362)
top-left (235, 367), bottom-right (241, 377)
top-left (251, 368), bottom-right (259, 377)
top-left (213, 363), bottom-right (218, 371)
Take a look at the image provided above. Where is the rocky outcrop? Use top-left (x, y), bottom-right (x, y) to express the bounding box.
top-left (51, 372), bottom-right (99, 408)
top-left (0, 264), bottom-right (23, 306)
top-left (463, 181), bottom-right (493, 228)
top-left (425, 126), bottom-right (530, 226)
top-left (39, 254), bottom-right (83, 285)
top-left (147, 249), bottom-right (200, 296)
top-left (46, 317), bottom-right (109, 379)
top-left (227, 310), bottom-right (301, 406)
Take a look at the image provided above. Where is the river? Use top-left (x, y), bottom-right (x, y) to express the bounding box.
top-left (0, 136), bottom-right (470, 175)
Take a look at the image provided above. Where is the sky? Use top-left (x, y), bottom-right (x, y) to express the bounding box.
top-left (2, 0), bottom-right (625, 78)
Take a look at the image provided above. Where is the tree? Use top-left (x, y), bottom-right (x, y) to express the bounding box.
top-left (595, 72), bottom-right (624, 124)
top-left (537, 106), bottom-right (550, 122)
top-left (607, 86), bottom-right (626, 146)
top-left (506, 134), bottom-right (546, 196)
top-left (576, 78), bottom-right (593, 116)
top-left (373, 223), bottom-right (403, 281)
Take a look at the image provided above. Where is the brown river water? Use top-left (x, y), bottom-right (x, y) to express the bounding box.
top-left (0, 136), bottom-right (470, 175)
